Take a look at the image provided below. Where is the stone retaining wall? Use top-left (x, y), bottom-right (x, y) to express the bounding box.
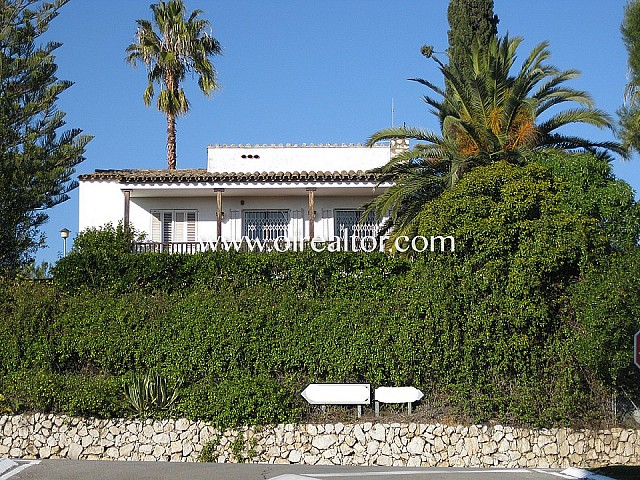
top-left (1, 414), bottom-right (639, 467)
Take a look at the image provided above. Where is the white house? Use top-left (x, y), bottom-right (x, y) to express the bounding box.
top-left (78, 140), bottom-right (407, 251)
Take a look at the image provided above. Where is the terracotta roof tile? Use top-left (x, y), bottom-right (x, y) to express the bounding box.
top-left (78, 168), bottom-right (382, 183)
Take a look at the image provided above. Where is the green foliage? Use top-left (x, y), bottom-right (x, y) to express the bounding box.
top-left (0, 370), bottom-right (127, 418)
top-left (569, 249), bottom-right (640, 393)
top-left (57, 375), bottom-right (128, 418)
top-left (52, 223), bottom-right (143, 291)
top-left (52, 236), bottom-right (409, 294)
top-left (228, 435), bottom-right (257, 463)
top-left (179, 375), bottom-right (303, 428)
top-left (20, 260), bottom-right (52, 279)
top-left (366, 35), bottom-right (622, 240)
top-left (0, 277), bottom-right (66, 375)
top-left (124, 372), bottom-right (180, 417)
top-left (408, 158), bottom-right (638, 423)
top-left (447, 0), bottom-right (499, 88)
top-left (2, 193), bottom-right (639, 426)
top-left (0, 0), bottom-right (91, 274)
top-left (0, 393), bottom-right (12, 414)
top-left (534, 151), bottom-right (640, 250)
top-left (1, 370), bottom-right (58, 412)
top-left (198, 436), bottom-right (220, 462)
top-left (619, 0), bottom-right (640, 154)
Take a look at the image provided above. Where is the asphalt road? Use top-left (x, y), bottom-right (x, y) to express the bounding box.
top-left (1, 459), bottom-right (608, 480)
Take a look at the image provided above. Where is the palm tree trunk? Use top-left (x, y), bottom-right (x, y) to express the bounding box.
top-left (167, 113), bottom-right (177, 170)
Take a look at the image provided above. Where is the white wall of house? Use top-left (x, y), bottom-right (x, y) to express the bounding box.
top-left (78, 181), bottom-right (125, 230)
top-left (220, 195), bottom-right (378, 242)
top-left (130, 196), bottom-right (217, 242)
top-left (79, 184), bottom-right (384, 241)
top-left (207, 144), bottom-right (390, 173)
top-left (79, 144), bottom-right (396, 245)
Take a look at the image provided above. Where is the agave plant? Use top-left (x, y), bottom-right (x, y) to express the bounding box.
top-left (124, 372), bottom-right (180, 416)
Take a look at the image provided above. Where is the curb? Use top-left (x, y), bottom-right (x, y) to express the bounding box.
top-left (561, 467), bottom-right (616, 480)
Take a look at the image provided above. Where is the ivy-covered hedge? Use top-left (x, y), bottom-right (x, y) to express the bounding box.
top-left (2, 155), bottom-right (638, 428)
top-left (2, 250), bottom-right (639, 426)
top-left (50, 224), bottom-right (411, 294)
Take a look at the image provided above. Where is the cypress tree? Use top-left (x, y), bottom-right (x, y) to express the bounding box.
top-left (0, 0), bottom-right (91, 274)
top-left (447, 0), bottom-right (499, 79)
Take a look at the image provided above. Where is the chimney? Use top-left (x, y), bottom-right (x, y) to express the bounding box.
top-left (390, 138), bottom-right (410, 158)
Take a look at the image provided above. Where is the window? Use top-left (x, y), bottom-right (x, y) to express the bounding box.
top-left (151, 210), bottom-right (197, 242)
top-left (243, 210), bottom-right (289, 240)
top-left (334, 209), bottom-right (378, 239)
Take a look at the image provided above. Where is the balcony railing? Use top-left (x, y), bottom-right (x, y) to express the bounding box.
top-left (131, 236), bottom-right (388, 254)
top-left (132, 242), bottom-right (204, 254)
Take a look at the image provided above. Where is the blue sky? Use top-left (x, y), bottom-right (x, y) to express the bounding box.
top-left (36, 0), bottom-right (636, 264)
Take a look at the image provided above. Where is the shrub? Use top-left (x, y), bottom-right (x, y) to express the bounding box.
top-left (58, 375), bottom-right (128, 418)
top-left (0, 370), bottom-right (127, 417)
top-left (178, 375), bottom-right (303, 428)
top-left (569, 248), bottom-right (640, 402)
top-left (0, 370), bottom-right (59, 412)
top-left (1, 181), bottom-right (638, 427)
top-left (52, 223), bottom-right (143, 291)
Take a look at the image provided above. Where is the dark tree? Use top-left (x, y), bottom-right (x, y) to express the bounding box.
top-left (447, 0), bottom-right (499, 80)
top-left (0, 0), bottom-right (91, 274)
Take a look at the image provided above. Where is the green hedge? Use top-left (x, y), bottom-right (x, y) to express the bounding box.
top-left (2, 157), bottom-right (639, 427)
top-left (51, 225), bottom-right (410, 294)
top-left (3, 248), bottom-right (639, 426)
top-left (1, 370), bottom-right (127, 418)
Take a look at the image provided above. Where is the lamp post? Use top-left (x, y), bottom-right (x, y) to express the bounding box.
top-left (60, 228), bottom-right (70, 257)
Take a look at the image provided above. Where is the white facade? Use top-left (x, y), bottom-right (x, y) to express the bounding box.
top-left (207, 143), bottom-right (391, 173)
top-left (78, 142), bottom-right (404, 248)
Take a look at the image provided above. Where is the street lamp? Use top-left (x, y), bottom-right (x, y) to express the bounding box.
top-left (60, 228), bottom-right (70, 257)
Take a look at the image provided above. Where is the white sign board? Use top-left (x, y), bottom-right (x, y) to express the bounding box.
top-left (374, 386), bottom-right (423, 404)
top-left (301, 383), bottom-right (370, 405)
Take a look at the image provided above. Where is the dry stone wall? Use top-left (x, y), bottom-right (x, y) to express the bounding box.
top-left (1, 414), bottom-right (639, 468)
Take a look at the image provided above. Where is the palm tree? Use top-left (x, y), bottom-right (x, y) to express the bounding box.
top-left (126, 0), bottom-right (222, 170)
top-left (619, 0), bottom-right (640, 154)
top-left (366, 35), bottom-right (624, 238)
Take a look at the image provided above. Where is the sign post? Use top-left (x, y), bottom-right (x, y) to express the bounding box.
top-left (374, 386), bottom-right (423, 416)
top-left (635, 330), bottom-right (640, 369)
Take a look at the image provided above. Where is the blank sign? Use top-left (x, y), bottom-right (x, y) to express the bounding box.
top-left (301, 383), bottom-right (370, 405)
top-left (374, 386), bottom-right (423, 404)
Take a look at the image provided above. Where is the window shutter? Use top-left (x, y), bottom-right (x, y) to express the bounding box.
top-left (186, 212), bottom-right (197, 241)
top-left (322, 209), bottom-right (332, 239)
top-left (162, 212), bottom-right (173, 242)
top-left (151, 211), bottom-right (161, 242)
top-left (175, 211), bottom-right (185, 242)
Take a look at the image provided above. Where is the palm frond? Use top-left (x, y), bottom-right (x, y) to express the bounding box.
top-left (537, 108), bottom-right (614, 135)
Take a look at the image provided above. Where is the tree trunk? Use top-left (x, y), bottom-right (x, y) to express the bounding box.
top-left (167, 113), bottom-right (177, 170)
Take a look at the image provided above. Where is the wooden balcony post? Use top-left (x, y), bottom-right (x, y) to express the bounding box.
top-left (215, 189), bottom-right (224, 239)
top-left (123, 189), bottom-right (131, 228)
top-left (307, 188), bottom-right (316, 239)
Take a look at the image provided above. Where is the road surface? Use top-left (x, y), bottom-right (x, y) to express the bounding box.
top-left (0, 458), bottom-right (611, 480)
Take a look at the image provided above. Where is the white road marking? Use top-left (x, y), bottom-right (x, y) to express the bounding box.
top-left (532, 470), bottom-right (576, 478)
top-left (0, 460), bottom-right (17, 476)
top-left (301, 469), bottom-right (532, 477)
top-left (560, 468), bottom-right (616, 480)
top-left (0, 459), bottom-right (41, 480)
top-left (269, 476), bottom-right (320, 480)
